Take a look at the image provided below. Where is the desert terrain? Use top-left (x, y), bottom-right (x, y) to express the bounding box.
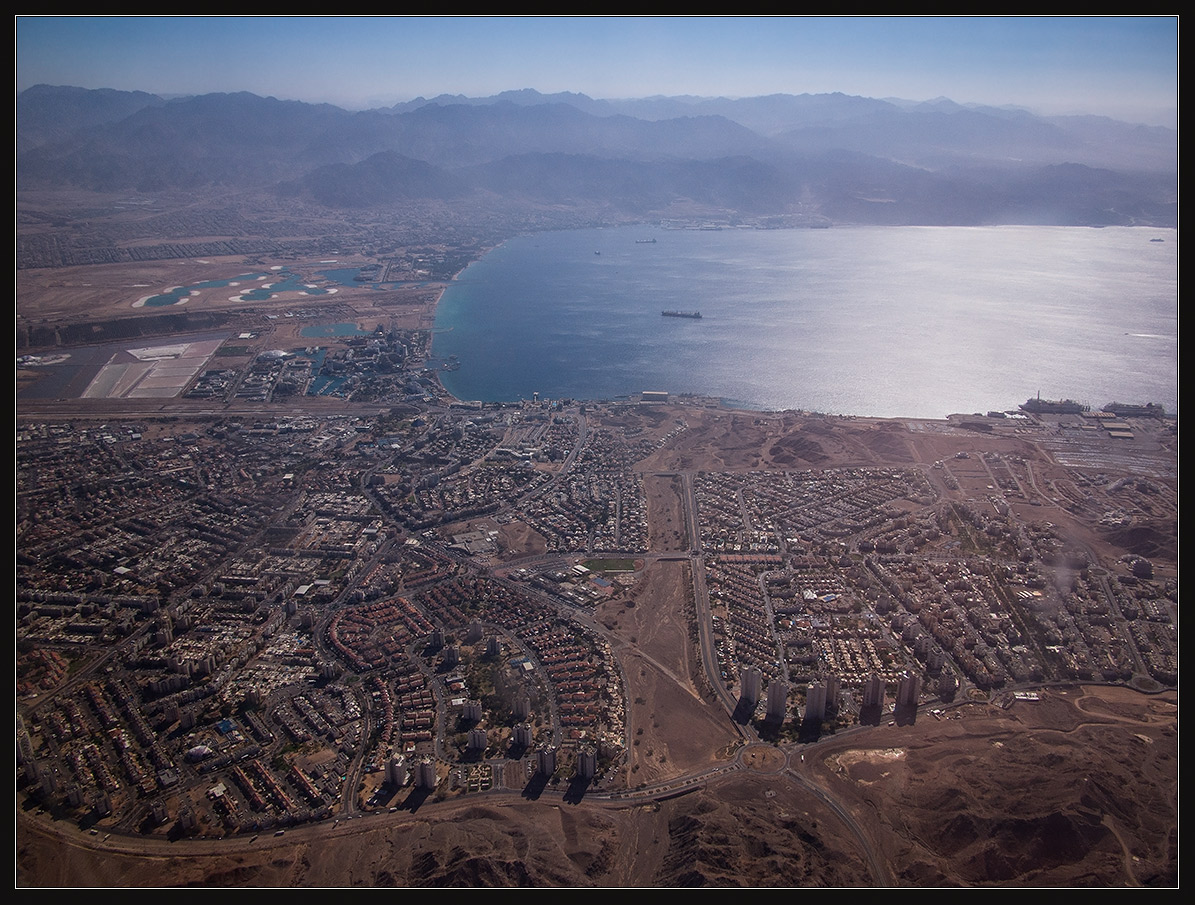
top-left (17, 685), bottom-right (1177, 887)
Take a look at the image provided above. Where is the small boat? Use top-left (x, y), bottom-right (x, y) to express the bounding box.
top-left (662, 310), bottom-right (702, 319)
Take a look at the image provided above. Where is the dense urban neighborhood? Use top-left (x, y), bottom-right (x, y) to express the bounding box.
top-left (17, 274), bottom-right (1177, 871)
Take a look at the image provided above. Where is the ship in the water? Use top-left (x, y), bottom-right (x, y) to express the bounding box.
top-left (1020, 394), bottom-right (1089, 414)
top-left (662, 310), bottom-right (702, 319)
top-left (1103, 401), bottom-right (1166, 418)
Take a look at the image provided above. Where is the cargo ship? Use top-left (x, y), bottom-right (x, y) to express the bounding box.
top-left (1019, 394), bottom-right (1089, 414)
top-left (662, 310), bottom-right (702, 319)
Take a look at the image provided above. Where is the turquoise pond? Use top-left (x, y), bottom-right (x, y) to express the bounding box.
top-left (140, 270), bottom-right (336, 307)
top-left (141, 274), bottom-right (267, 307)
top-left (139, 266), bottom-right (423, 308)
top-left (234, 272), bottom-right (334, 302)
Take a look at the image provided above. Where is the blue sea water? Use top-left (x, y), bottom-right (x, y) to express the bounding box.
top-left (432, 225), bottom-right (1177, 419)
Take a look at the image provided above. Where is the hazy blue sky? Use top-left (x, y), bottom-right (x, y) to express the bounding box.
top-left (16, 16), bottom-right (1179, 126)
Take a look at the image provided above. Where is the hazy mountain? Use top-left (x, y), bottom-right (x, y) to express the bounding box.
top-left (1039, 115), bottom-right (1177, 174)
top-left (601, 92), bottom-right (902, 133)
top-left (281, 150), bottom-right (466, 207)
top-left (18, 91), bottom-right (352, 191)
top-left (376, 89), bottom-right (1176, 174)
top-left (387, 88), bottom-right (617, 118)
top-left (773, 106), bottom-right (1079, 164)
top-left (372, 102), bottom-right (771, 167)
top-left (16, 84), bottom-right (166, 153)
top-left (469, 152), bottom-right (799, 215)
top-left (15, 85), bottom-right (1177, 227)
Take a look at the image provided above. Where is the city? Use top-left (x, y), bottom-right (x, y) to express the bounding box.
top-left (16, 24), bottom-right (1178, 877)
top-left (16, 264), bottom-right (1177, 882)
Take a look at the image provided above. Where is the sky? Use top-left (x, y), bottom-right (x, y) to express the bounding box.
top-left (15, 16), bottom-right (1179, 126)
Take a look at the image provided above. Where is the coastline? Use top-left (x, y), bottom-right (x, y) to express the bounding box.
top-left (425, 238), bottom-right (510, 407)
top-left (417, 224), bottom-right (1177, 420)
top-left (16, 249), bottom-right (1178, 893)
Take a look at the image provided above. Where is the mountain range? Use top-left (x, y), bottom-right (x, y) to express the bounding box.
top-left (17, 85), bottom-right (1177, 228)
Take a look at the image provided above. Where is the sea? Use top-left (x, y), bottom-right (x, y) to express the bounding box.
top-left (432, 225), bottom-right (1177, 419)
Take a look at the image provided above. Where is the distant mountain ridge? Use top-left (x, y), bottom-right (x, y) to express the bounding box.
top-left (16, 84), bottom-right (166, 154)
top-left (16, 85), bottom-right (1176, 227)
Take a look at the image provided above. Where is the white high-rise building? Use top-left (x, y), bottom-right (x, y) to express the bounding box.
top-left (151, 800), bottom-right (169, 825)
top-left (897, 671), bottom-right (921, 708)
top-left (863, 673), bottom-right (885, 708)
top-left (415, 757), bottom-right (437, 790)
top-left (577, 747), bottom-right (597, 780)
top-left (387, 754), bottom-right (408, 787)
top-left (805, 682), bottom-right (827, 721)
top-left (766, 679), bottom-right (788, 721)
top-left (741, 666), bottom-right (762, 705)
top-left (537, 747), bottom-right (557, 777)
top-left (825, 675), bottom-right (841, 710)
top-left (927, 647), bottom-right (946, 672)
top-left (514, 696), bottom-right (531, 721)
